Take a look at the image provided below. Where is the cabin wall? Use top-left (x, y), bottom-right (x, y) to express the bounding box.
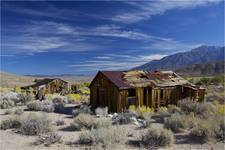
top-left (90, 73), bottom-right (120, 112)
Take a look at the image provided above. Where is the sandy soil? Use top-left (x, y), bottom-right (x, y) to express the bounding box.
top-left (0, 106), bottom-right (224, 150)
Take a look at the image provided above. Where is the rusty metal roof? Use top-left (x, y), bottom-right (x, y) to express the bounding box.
top-left (101, 71), bottom-right (132, 89)
top-left (99, 70), bottom-right (196, 89)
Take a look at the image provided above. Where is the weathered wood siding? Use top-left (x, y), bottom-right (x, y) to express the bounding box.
top-left (90, 72), bottom-right (120, 112)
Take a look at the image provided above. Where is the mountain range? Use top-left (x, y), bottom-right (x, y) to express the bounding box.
top-left (135, 45), bottom-right (224, 76)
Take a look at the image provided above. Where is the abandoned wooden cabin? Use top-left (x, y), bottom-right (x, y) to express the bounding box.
top-left (89, 70), bottom-right (205, 112)
top-left (22, 78), bottom-right (68, 99)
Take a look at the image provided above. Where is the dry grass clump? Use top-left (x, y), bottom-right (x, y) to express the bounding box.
top-left (0, 118), bottom-right (21, 130)
top-left (72, 105), bottom-right (91, 117)
top-left (34, 132), bottom-right (62, 147)
top-left (70, 113), bottom-right (111, 130)
top-left (140, 127), bottom-right (174, 148)
top-left (19, 114), bottom-right (52, 135)
top-left (14, 108), bottom-right (24, 115)
top-left (27, 101), bottom-right (55, 112)
top-left (78, 126), bottom-right (126, 149)
top-left (95, 107), bottom-right (108, 116)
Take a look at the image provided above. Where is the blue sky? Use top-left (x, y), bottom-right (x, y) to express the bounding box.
top-left (1, 0), bottom-right (224, 75)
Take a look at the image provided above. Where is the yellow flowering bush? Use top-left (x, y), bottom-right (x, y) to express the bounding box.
top-left (128, 105), bottom-right (154, 119)
top-left (79, 87), bottom-right (90, 95)
top-left (45, 93), bottom-right (60, 100)
top-left (137, 106), bottom-right (154, 119)
top-left (66, 94), bottom-right (81, 103)
top-left (14, 86), bottom-right (22, 93)
top-left (128, 105), bottom-right (136, 113)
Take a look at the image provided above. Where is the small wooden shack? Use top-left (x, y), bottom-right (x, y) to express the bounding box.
top-left (22, 78), bottom-right (68, 99)
top-left (90, 70), bottom-right (205, 112)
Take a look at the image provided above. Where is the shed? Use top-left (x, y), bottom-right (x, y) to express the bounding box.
top-left (22, 78), bottom-right (68, 99)
top-left (89, 70), bottom-right (205, 112)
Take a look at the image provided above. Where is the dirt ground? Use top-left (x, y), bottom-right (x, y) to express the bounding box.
top-left (0, 106), bottom-right (224, 150)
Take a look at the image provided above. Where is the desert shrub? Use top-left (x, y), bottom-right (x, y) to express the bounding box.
top-left (0, 118), bottom-right (21, 130)
top-left (95, 107), bottom-right (108, 116)
top-left (213, 102), bottom-right (225, 116)
top-left (136, 106), bottom-right (154, 119)
top-left (164, 113), bottom-right (190, 132)
top-left (190, 120), bottom-right (219, 143)
top-left (158, 107), bottom-right (170, 118)
top-left (55, 120), bottom-right (65, 126)
top-left (18, 93), bottom-right (35, 104)
top-left (140, 127), bottom-right (174, 148)
top-left (80, 88), bottom-right (90, 95)
top-left (4, 109), bottom-right (13, 115)
top-left (14, 108), bottom-right (24, 115)
top-left (198, 75), bottom-right (224, 85)
top-left (72, 105), bottom-right (91, 117)
top-left (14, 86), bottom-right (22, 93)
top-left (27, 101), bottom-right (55, 112)
top-left (178, 99), bottom-right (216, 118)
top-left (82, 82), bottom-right (90, 87)
top-left (214, 115), bottom-right (225, 141)
top-left (128, 105), bottom-right (154, 119)
top-left (20, 114), bottom-right (52, 135)
top-left (52, 96), bottom-right (67, 113)
top-left (34, 132), bottom-right (62, 146)
top-left (0, 92), bottom-right (18, 109)
top-left (168, 105), bottom-right (181, 114)
top-left (0, 99), bottom-right (15, 109)
top-left (78, 126), bottom-right (126, 149)
top-left (112, 112), bottom-right (136, 125)
top-left (70, 113), bottom-right (111, 130)
top-left (128, 105), bottom-right (136, 113)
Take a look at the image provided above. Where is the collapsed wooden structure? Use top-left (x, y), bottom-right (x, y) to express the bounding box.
top-left (90, 70), bottom-right (205, 112)
top-left (22, 78), bottom-right (68, 99)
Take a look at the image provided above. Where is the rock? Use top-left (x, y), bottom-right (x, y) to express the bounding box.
top-left (113, 113), bottom-right (118, 117)
top-left (107, 114), bottom-right (113, 118)
top-left (131, 117), bottom-right (139, 126)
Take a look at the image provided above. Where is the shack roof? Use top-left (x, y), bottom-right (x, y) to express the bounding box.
top-left (21, 78), bottom-right (67, 89)
top-left (98, 70), bottom-right (196, 89)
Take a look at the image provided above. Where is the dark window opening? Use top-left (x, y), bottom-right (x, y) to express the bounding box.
top-left (140, 74), bottom-right (148, 79)
top-left (128, 89), bottom-right (136, 107)
top-left (160, 89), bottom-right (163, 99)
top-left (128, 89), bottom-right (136, 97)
top-left (143, 87), bottom-right (147, 106)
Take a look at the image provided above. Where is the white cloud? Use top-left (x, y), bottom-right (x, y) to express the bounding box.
top-left (144, 39), bottom-right (204, 52)
top-left (112, 0), bottom-right (222, 23)
top-left (69, 54), bottom-right (167, 71)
